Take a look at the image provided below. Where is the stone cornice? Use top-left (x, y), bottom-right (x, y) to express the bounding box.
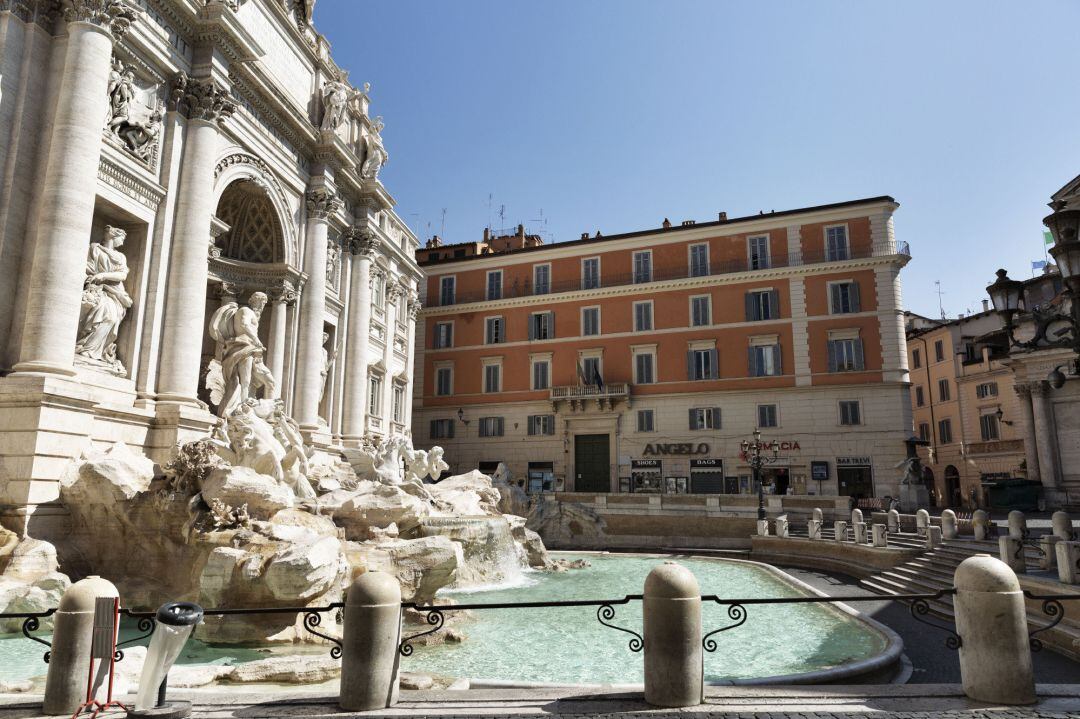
top-left (97, 151), bottom-right (167, 210)
top-left (193, 0), bottom-right (263, 63)
top-left (170, 71), bottom-right (236, 124)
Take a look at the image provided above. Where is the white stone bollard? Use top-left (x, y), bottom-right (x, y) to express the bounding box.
top-left (1007, 510), bottom-right (1026, 539)
top-left (973, 510), bottom-right (990, 541)
top-left (1040, 535), bottom-right (1060, 571)
top-left (340, 571), bottom-right (402, 711)
top-left (887, 509), bottom-right (900, 533)
top-left (927, 525), bottom-right (942, 549)
top-left (756, 519), bottom-right (770, 537)
top-left (643, 562), bottom-right (703, 708)
top-left (1056, 541), bottom-right (1080, 584)
top-left (953, 556), bottom-right (1036, 705)
top-left (872, 523), bottom-right (888, 547)
top-left (851, 508), bottom-right (864, 525)
top-left (807, 519), bottom-right (822, 540)
top-left (43, 576), bottom-right (120, 715)
top-left (834, 520), bottom-right (848, 542)
top-left (1052, 511), bottom-right (1074, 541)
top-left (997, 536), bottom-right (1026, 574)
top-left (812, 507), bottom-right (823, 523)
top-left (916, 508), bottom-right (930, 537)
top-left (854, 521), bottom-right (868, 544)
top-left (775, 518), bottom-right (789, 538)
top-left (941, 509), bottom-right (958, 540)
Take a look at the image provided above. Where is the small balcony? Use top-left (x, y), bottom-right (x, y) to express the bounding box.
top-left (550, 383), bottom-right (630, 412)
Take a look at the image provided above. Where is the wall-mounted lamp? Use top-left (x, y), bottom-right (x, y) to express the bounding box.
top-left (995, 406), bottom-right (1014, 427)
top-left (456, 408), bottom-right (470, 426)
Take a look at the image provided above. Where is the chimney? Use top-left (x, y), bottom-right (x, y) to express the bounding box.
top-left (718, 212), bottom-right (728, 221)
top-left (981, 299), bottom-right (989, 312)
top-left (662, 218), bottom-right (671, 229)
top-left (483, 227), bottom-right (490, 243)
top-left (517, 223), bottom-right (525, 239)
top-left (581, 232), bottom-right (589, 240)
top-left (681, 220), bottom-right (696, 226)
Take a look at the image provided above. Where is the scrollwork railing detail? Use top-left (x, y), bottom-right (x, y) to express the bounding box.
top-left (596, 604), bottom-right (643, 653)
top-left (702, 602), bottom-right (747, 652)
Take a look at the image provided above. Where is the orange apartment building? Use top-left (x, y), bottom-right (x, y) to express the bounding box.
top-left (412, 197), bottom-right (913, 499)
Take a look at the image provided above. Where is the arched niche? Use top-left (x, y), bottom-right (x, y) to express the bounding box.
top-left (213, 152), bottom-right (297, 266)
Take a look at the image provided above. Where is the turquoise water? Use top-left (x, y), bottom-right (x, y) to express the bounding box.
top-left (0, 555), bottom-right (886, 687)
top-left (401, 554), bottom-right (887, 685)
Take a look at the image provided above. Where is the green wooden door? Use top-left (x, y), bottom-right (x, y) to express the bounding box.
top-left (574, 434), bottom-right (610, 492)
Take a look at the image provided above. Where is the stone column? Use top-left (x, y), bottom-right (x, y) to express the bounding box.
top-left (155, 73), bottom-right (236, 403)
top-left (12, 2), bottom-right (135, 375)
top-left (381, 281), bottom-right (401, 427)
top-left (1029, 382), bottom-right (1061, 488)
top-left (295, 187), bottom-right (342, 429)
top-left (1014, 383), bottom-right (1041, 485)
top-left (403, 286), bottom-right (420, 433)
top-left (266, 281), bottom-right (296, 397)
top-left (341, 233), bottom-right (378, 440)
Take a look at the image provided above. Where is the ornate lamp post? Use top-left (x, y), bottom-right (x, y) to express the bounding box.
top-left (986, 201), bottom-right (1080, 388)
top-left (741, 429), bottom-right (779, 521)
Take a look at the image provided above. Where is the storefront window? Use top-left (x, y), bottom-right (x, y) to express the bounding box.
top-left (527, 462), bottom-right (555, 494)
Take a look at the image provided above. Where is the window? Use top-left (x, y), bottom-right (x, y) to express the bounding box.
top-left (827, 338), bottom-right (865, 372)
top-left (439, 276), bottom-right (455, 305)
top-left (637, 409), bottom-right (655, 432)
top-left (368, 375), bottom-right (382, 416)
top-left (527, 414), bottom-right (555, 435)
top-left (486, 270), bottom-right (502, 301)
top-left (392, 385), bottom-right (405, 423)
top-left (825, 225), bottom-right (849, 261)
top-left (757, 404), bottom-right (778, 428)
top-left (839, 400), bottom-right (861, 426)
top-left (435, 367), bottom-right (453, 396)
top-left (962, 342), bottom-right (978, 362)
top-left (582, 307), bottom-right (600, 336)
top-left (529, 311), bottom-right (554, 340)
top-left (433, 322), bottom-right (453, 349)
top-left (582, 257), bottom-right (600, 289)
top-left (749, 344), bottom-right (782, 377)
top-left (634, 301), bottom-right (653, 331)
top-left (634, 352), bottom-right (655, 384)
top-left (688, 348), bottom-right (719, 380)
top-left (938, 418), bottom-right (953, 444)
top-left (980, 413), bottom-right (1000, 441)
top-left (830, 282), bottom-right (861, 314)
top-left (483, 363), bottom-right (501, 393)
top-left (582, 356), bottom-right (602, 385)
top-left (748, 235), bottom-right (770, 270)
top-left (918, 422), bottom-right (931, 442)
top-left (479, 416), bottom-right (505, 437)
top-left (430, 418), bottom-right (455, 439)
top-left (915, 385), bottom-right (925, 407)
top-left (976, 382), bottom-right (999, 399)
top-left (934, 339), bottom-right (944, 362)
top-left (938, 378), bottom-right (951, 402)
top-left (633, 250), bottom-right (652, 283)
top-left (485, 316), bottom-right (504, 344)
top-left (689, 244), bottom-right (709, 277)
top-left (690, 296), bottom-right (711, 327)
top-left (534, 264), bottom-right (551, 295)
top-left (374, 274), bottom-right (386, 308)
top-left (912, 348), bottom-right (922, 369)
top-left (689, 407), bottom-right (721, 430)
top-left (532, 360), bottom-right (550, 390)
top-left (745, 290), bottom-right (779, 321)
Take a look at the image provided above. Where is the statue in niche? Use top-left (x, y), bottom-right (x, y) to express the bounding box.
top-left (319, 331), bottom-right (338, 405)
top-left (359, 117), bottom-right (388, 179)
top-left (106, 59), bottom-right (162, 163)
top-left (326, 238), bottom-right (340, 284)
top-left (118, 107), bottom-right (163, 162)
top-left (206, 292), bottom-right (277, 417)
top-left (75, 225), bottom-right (132, 374)
top-left (106, 61), bottom-right (136, 133)
top-left (319, 75), bottom-right (356, 132)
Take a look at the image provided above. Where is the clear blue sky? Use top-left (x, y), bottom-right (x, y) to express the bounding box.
top-left (314, 0), bottom-right (1080, 318)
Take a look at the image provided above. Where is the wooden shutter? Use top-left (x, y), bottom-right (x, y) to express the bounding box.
top-left (688, 408), bottom-right (697, 429)
top-left (768, 290), bottom-right (779, 319)
top-left (772, 344), bottom-right (782, 375)
top-left (850, 282), bottom-right (861, 313)
top-left (497, 417), bottom-right (504, 435)
top-left (744, 293), bottom-right (755, 321)
top-left (545, 415), bottom-right (555, 435)
top-left (709, 349), bottom-right (719, 379)
top-left (527, 315), bottom-right (535, 340)
top-left (827, 340), bottom-right (838, 373)
top-left (711, 407), bottom-right (721, 429)
top-left (747, 346), bottom-right (758, 377)
top-left (854, 338), bottom-right (865, 370)
top-left (430, 420), bottom-right (438, 438)
top-left (830, 284), bottom-right (840, 313)
top-left (687, 351), bottom-right (696, 380)
top-left (547, 311), bottom-right (555, 339)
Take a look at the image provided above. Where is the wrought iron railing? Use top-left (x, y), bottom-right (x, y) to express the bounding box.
top-left (432, 242), bottom-right (911, 307)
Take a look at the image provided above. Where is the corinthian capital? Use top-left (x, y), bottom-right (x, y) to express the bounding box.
top-left (170, 72), bottom-right (237, 125)
top-left (346, 228), bottom-right (380, 258)
top-left (62, 0), bottom-right (136, 38)
top-left (305, 187), bottom-right (343, 222)
top-left (1014, 382), bottom-right (1034, 399)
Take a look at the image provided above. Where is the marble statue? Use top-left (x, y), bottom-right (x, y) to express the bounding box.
top-left (359, 117), bottom-right (388, 179)
top-left (896, 456), bottom-right (923, 485)
top-left (118, 108), bottom-right (163, 161)
top-left (76, 225), bottom-right (132, 373)
top-left (326, 237), bottom-right (340, 284)
top-left (106, 61), bottom-right (136, 134)
top-left (106, 61), bottom-right (162, 163)
top-left (319, 76), bottom-right (356, 132)
top-left (207, 292), bottom-right (277, 417)
top-left (404, 445), bottom-right (449, 485)
top-left (319, 332), bottom-right (337, 404)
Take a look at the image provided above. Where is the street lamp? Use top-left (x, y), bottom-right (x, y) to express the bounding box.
top-left (741, 429), bottom-right (779, 521)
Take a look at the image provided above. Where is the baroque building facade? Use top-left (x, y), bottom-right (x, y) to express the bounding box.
top-left (413, 197), bottom-right (914, 501)
top-left (0, 0), bottom-right (421, 533)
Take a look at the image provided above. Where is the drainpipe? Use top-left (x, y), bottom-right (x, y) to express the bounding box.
top-left (913, 335), bottom-right (939, 492)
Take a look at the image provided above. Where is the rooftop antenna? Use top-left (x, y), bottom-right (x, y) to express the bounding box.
top-left (499, 204), bottom-right (506, 230)
top-left (935, 280), bottom-right (946, 320)
top-left (487, 193), bottom-right (493, 232)
top-left (529, 208), bottom-right (550, 242)
top-left (440, 208), bottom-right (447, 238)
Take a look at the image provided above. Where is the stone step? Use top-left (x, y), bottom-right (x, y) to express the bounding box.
top-left (888, 562), bottom-right (956, 585)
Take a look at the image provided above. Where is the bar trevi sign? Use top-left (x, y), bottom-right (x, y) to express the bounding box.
top-left (643, 443), bottom-right (710, 456)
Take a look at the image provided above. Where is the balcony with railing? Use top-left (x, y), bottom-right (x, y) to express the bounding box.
top-left (551, 382), bottom-right (630, 411)
top-left (432, 242), bottom-right (911, 307)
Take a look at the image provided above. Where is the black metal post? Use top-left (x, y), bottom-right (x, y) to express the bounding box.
top-left (755, 465), bottom-right (765, 521)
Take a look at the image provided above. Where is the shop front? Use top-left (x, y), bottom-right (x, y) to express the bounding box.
top-left (527, 461), bottom-right (558, 494)
top-left (690, 458), bottom-right (724, 493)
top-left (628, 459), bottom-right (663, 493)
top-left (836, 456), bottom-right (874, 498)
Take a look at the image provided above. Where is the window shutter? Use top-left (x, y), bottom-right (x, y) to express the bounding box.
top-left (745, 293), bottom-right (755, 321)
top-left (545, 415), bottom-right (555, 435)
top-left (827, 340), bottom-right (838, 373)
top-left (747, 346), bottom-right (757, 377)
top-left (430, 420), bottom-right (438, 438)
top-left (687, 351), bottom-right (695, 380)
top-left (768, 290), bottom-right (779, 319)
top-left (497, 417), bottom-right (504, 435)
top-left (830, 284), bottom-right (840, 314)
top-left (709, 349), bottom-right (719, 379)
top-left (688, 408), bottom-right (696, 429)
top-left (711, 407), bottom-right (721, 429)
top-left (448, 421), bottom-right (455, 439)
top-left (547, 311), bottom-right (555, 338)
top-left (850, 282), bottom-right (861, 313)
top-left (772, 344), bottom-right (782, 375)
top-left (527, 316), bottom-right (535, 341)
top-left (854, 338), bottom-right (865, 370)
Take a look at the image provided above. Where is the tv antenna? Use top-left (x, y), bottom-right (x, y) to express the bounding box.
top-left (935, 280), bottom-right (946, 320)
top-left (529, 208), bottom-right (551, 242)
top-left (487, 193), bottom-right (493, 231)
top-left (440, 208), bottom-right (447, 238)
